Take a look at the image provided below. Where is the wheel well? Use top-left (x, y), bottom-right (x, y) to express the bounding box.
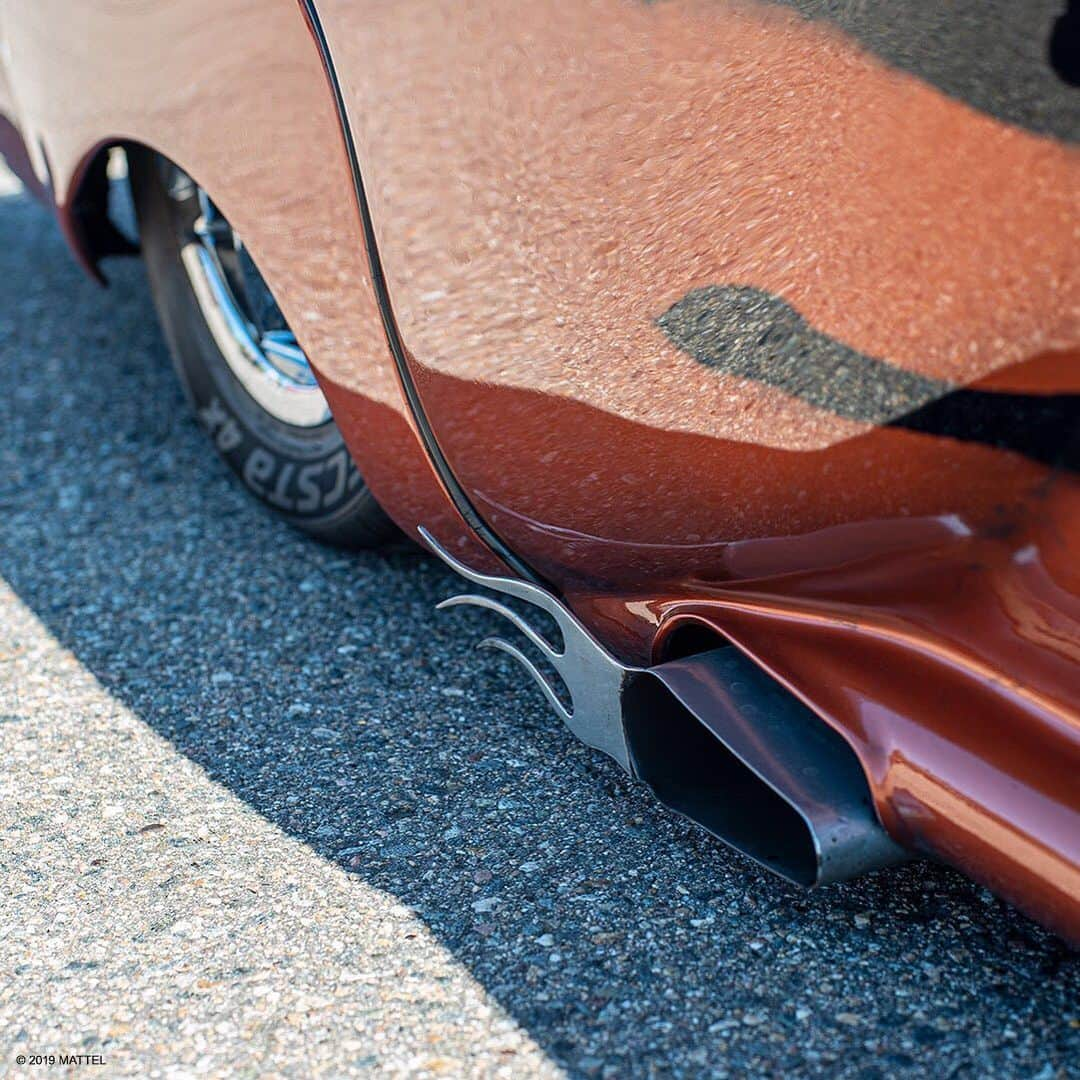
top-left (65, 141), bottom-right (140, 281)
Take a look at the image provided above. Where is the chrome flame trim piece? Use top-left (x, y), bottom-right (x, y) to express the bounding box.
top-left (419, 526), bottom-right (636, 770)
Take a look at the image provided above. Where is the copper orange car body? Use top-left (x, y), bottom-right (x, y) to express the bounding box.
top-left (0, 0), bottom-right (1076, 939)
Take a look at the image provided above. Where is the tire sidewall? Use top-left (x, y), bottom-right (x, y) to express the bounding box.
top-left (129, 150), bottom-right (389, 543)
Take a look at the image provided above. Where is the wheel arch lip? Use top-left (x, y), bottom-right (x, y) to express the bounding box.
top-left (59, 137), bottom-right (145, 283)
top-left (4, 130), bottom-right (145, 283)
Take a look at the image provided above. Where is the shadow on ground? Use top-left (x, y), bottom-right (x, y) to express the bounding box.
top-left (0, 188), bottom-right (1076, 1078)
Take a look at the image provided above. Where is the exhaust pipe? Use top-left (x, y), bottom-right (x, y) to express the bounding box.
top-left (626, 648), bottom-right (905, 886)
top-left (421, 528), bottom-right (907, 887)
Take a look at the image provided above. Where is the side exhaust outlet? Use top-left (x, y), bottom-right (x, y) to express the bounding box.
top-left (421, 527), bottom-right (907, 888)
top-left (625, 649), bottom-right (905, 886)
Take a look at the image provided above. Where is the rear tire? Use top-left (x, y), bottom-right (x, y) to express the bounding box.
top-left (129, 148), bottom-right (397, 548)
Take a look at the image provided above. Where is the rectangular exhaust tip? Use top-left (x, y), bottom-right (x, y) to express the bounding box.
top-left (623, 648), bottom-right (906, 887)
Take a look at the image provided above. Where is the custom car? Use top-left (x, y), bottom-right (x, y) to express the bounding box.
top-left (0, 0), bottom-right (1076, 939)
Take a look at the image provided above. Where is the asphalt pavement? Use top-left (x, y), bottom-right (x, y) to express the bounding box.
top-left (0, 167), bottom-right (1077, 1079)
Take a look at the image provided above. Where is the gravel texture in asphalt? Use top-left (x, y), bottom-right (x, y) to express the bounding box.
top-left (0, 169), bottom-right (1077, 1079)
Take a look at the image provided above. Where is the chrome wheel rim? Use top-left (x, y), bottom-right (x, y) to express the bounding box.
top-left (178, 184), bottom-right (332, 428)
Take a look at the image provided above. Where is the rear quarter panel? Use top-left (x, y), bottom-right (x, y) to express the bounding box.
top-left (309, 0), bottom-right (1080, 937)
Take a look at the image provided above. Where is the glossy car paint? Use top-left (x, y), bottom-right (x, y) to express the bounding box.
top-left (0, 1), bottom-right (1076, 937)
top-left (310, 0), bottom-right (1080, 940)
top-left (0, 0), bottom-right (502, 575)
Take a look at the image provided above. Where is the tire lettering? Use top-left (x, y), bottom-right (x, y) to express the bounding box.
top-left (324, 449), bottom-right (348, 506)
top-left (216, 418), bottom-right (243, 453)
top-left (267, 462), bottom-right (295, 511)
top-left (199, 400), bottom-right (360, 515)
top-left (197, 397), bottom-right (229, 432)
top-left (242, 447), bottom-right (275, 496)
top-left (197, 397), bottom-right (243, 452)
top-left (296, 463), bottom-right (322, 513)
